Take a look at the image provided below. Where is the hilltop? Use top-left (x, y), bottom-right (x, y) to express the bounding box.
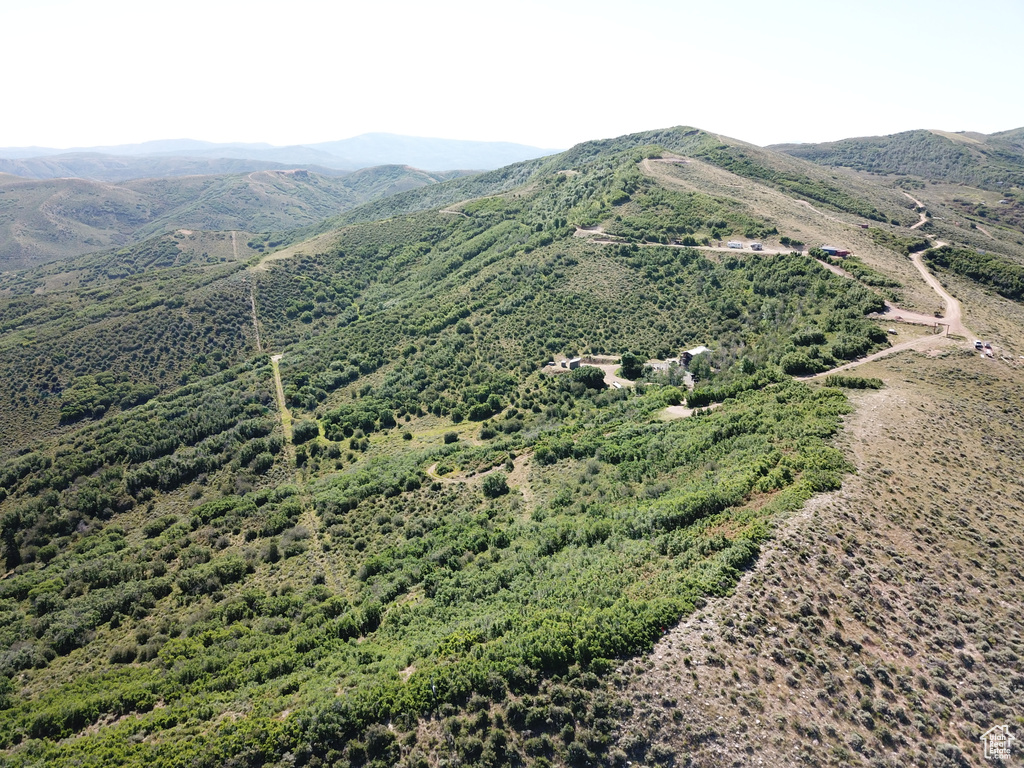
top-left (0, 124), bottom-right (1023, 768)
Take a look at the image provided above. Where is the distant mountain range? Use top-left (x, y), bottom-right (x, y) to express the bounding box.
top-left (0, 134), bottom-right (562, 181)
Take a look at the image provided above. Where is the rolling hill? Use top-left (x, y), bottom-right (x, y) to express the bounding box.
top-left (0, 166), bottom-right (471, 270)
top-left (1, 125), bottom-right (1023, 768)
top-left (772, 127), bottom-right (1024, 188)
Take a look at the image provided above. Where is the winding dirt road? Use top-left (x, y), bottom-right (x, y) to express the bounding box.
top-left (910, 251), bottom-right (970, 337)
top-left (903, 192), bottom-right (929, 230)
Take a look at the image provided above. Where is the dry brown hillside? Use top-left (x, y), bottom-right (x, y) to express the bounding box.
top-left (614, 348), bottom-right (1024, 767)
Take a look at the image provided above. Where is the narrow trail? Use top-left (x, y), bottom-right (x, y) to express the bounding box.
top-left (427, 452), bottom-right (538, 514)
top-left (230, 230), bottom-right (239, 259)
top-left (803, 334), bottom-right (953, 380)
top-left (661, 401), bottom-right (723, 421)
top-left (249, 283), bottom-right (263, 353)
top-left (794, 198), bottom-right (846, 224)
top-left (269, 355), bottom-right (292, 445)
top-left (814, 258), bottom-right (852, 279)
top-left (426, 463), bottom-right (462, 484)
top-left (268, 355), bottom-right (339, 592)
top-left (506, 452), bottom-right (535, 511)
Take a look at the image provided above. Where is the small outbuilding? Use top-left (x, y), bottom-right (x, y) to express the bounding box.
top-left (821, 246), bottom-right (851, 257)
top-left (681, 346), bottom-right (710, 367)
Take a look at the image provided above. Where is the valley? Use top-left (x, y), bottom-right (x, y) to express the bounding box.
top-left (0, 125), bottom-right (1022, 768)
top-left (0, 166), bottom-right (471, 271)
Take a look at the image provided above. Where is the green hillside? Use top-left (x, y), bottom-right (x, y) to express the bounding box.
top-left (772, 127), bottom-right (1024, 188)
top-left (306, 126), bottom-right (915, 237)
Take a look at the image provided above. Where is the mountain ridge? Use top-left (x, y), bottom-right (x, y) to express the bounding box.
top-left (771, 126), bottom-right (1024, 187)
top-left (0, 133), bottom-right (562, 180)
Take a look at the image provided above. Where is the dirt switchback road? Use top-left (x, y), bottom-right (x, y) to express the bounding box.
top-left (910, 249), bottom-right (971, 338)
top-left (902, 191), bottom-right (929, 230)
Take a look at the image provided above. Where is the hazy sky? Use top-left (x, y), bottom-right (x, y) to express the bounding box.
top-left (3, 0), bottom-right (1022, 150)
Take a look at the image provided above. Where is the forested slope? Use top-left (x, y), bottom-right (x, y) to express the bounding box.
top-left (773, 128), bottom-right (1024, 188)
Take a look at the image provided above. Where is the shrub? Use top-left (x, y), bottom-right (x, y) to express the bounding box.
top-left (483, 473), bottom-right (510, 498)
top-left (661, 386), bottom-right (684, 406)
top-left (142, 515), bottom-right (178, 539)
top-left (570, 366), bottom-right (606, 389)
top-left (823, 375), bottom-right (882, 389)
top-left (618, 353), bottom-right (644, 381)
top-left (293, 420), bottom-right (319, 444)
top-left (252, 452), bottom-right (275, 474)
top-left (0, 675), bottom-right (14, 709)
top-left (108, 645), bottom-right (137, 664)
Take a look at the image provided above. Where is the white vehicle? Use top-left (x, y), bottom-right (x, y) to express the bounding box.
top-left (727, 241), bottom-right (743, 249)
top-left (974, 340), bottom-right (983, 350)
top-left (750, 242), bottom-right (763, 251)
